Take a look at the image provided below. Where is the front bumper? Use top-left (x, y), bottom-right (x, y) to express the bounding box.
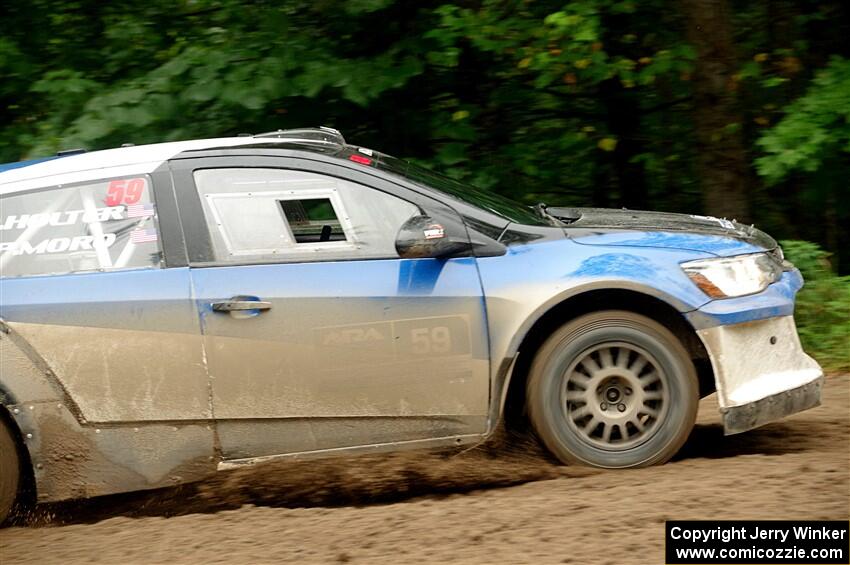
top-left (696, 315), bottom-right (824, 435)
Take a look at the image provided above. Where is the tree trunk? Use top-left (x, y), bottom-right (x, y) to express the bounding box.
top-left (600, 79), bottom-right (649, 210)
top-left (681, 0), bottom-right (751, 222)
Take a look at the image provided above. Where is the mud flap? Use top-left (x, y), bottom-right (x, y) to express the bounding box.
top-left (696, 315), bottom-right (824, 435)
top-left (722, 376), bottom-right (823, 435)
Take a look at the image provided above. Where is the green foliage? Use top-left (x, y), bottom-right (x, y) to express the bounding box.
top-left (756, 57), bottom-right (850, 183)
top-left (0, 0), bottom-right (848, 273)
top-left (782, 241), bottom-right (850, 371)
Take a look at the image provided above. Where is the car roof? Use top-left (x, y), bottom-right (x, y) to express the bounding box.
top-left (0, 128), bottom-right (345, 195)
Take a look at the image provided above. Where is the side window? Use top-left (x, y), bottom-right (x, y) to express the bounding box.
top-left (0, 176), bottom-right (162, 278)
top-left (193, 168), bottom-right (419, 263)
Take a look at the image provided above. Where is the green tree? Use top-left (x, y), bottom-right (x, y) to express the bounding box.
top-left (1, 0), bottom-right (848, 271)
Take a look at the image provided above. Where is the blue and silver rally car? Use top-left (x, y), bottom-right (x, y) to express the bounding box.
top-left (0, 128), bottom-right (823, 522)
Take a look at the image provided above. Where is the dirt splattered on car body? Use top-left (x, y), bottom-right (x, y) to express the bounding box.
top-left (0, 375), bottom-right (846, 565)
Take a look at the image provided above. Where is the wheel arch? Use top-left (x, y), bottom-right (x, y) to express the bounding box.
top-left (498, 287), bottom-right (714, 428)
top-left (0, 323), bottom-right (67, 511)
top-left (0, 400), bottom-right (36, 520)
top-left (0, 324), bottom-right (218, 506)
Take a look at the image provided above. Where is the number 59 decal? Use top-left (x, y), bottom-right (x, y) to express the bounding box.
top-left (105, 178), bottom-right (147, 206)
top-left (410, 326), bottom-right (452, 354)
top-left (396, 316), bottom-right (471, 357)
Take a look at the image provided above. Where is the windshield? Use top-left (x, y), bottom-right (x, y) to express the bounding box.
top-left (373, 153), bottom-right (550, 226)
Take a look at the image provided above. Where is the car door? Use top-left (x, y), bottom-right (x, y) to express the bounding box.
top-left (170, 155), bottom-right (490, 460)
top-left (0, 171), bottom-right (211, 425)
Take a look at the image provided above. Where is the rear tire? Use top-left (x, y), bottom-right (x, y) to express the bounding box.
top-left (526, 310), bottom-right (698, 468)
top-left (0, 418), bottom-right (21, 525)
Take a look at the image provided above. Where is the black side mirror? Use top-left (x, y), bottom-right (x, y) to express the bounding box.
top-left (395, 215), bottom-right (472, 259)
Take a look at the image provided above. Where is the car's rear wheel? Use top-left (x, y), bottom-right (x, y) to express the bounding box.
top-left (526, 310), bottom-right (698, 468)
top-left (0, 417), bottom-right (21, 525)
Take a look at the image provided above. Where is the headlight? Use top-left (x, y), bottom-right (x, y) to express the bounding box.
top-left (681, 253), bottom-right (783, 299)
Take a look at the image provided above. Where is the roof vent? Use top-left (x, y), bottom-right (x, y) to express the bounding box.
top-left (253, 127), bottom-right (345, 146)
top-left (56, 148), bottom-right (87, 157)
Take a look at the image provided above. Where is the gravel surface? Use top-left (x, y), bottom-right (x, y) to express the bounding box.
top-left (1, 374), bottom-right (847, 565)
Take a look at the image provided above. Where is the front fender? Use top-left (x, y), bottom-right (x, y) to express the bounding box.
top-left (475, 239), bottom-right (714, 431)
top-left (478, 239), bottom-right (712, 363)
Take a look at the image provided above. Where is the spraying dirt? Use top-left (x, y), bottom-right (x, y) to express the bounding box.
top-left (1, 374), bottom-right (847, 564)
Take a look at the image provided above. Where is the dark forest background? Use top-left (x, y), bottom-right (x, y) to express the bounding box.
top-left (1, 0), bottom-right (848, 363)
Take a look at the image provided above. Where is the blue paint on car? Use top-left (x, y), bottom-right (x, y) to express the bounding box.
top-left (0, 156), bottom-right (60, 174)
top-left (478, 237), bottom-right (713, 313)
top-left (685, 269), bottom-right (803, 328)
top-left (0, 267), bottom-right (198, 333)
top-left (474, 231), bottom-right (803, 364)
top-left (571, 230), bottom-right (765, 257)
top-left (552, 229), bottom-right (803, 328)
top-left (396, 257), bottom-right (451, 295)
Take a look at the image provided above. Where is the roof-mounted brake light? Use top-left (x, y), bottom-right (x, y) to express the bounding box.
top-left (349, 154), bottom-right (372, 165)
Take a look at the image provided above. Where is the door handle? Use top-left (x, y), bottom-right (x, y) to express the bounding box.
top-left (211, 300), bottom-right (273, 312)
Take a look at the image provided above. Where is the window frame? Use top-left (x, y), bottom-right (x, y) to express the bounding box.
top-left (170, 155), bottom-right (469, 268)
top-left (201, 182), bottom-right (359, 258)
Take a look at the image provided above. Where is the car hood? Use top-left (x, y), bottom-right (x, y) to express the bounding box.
top-left (549, 207), bottom-right (778, 256)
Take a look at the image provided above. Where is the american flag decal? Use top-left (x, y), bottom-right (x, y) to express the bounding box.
top-left (130, 228), bottom-right (158, 244)
top-left (126, 203), bottom-right (155, 218)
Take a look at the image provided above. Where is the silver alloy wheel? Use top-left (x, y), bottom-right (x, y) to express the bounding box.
top-left (560, 342), bottom-right (669, 450)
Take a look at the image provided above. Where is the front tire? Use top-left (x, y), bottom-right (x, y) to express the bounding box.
top-left (526, 310), bottom-right (698, 468)
top-left (0, 418), bottom-right (21, 525)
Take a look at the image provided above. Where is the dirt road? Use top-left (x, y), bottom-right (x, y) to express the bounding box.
top-left (1, 375), bottom-right (848, 565)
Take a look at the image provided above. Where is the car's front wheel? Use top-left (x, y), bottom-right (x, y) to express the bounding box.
top-left (526, 310), bottom-right (698, 468)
